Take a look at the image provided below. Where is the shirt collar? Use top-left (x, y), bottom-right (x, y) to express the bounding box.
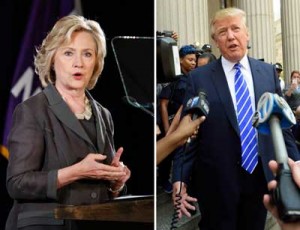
top-left (221, 55), bottom-right (249, 73)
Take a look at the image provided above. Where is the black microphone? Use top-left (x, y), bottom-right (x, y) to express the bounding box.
top-left (184, 90), bottom-right (209, 144)
top-left (184, 90), bottom-right (209, 120)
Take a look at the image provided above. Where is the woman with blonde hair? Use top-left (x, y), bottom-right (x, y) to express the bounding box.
top-left (6, 15), bottom-right (131, 230)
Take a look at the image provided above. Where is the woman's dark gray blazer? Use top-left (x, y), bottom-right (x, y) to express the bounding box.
top-left (6, 84), bottom-right (116, 229)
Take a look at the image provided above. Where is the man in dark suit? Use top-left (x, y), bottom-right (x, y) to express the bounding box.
top-left (171, 7), bottom-right (300, 230)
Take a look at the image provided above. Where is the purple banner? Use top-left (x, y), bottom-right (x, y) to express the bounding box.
top-left (1, 0), bottom-right (78, 159)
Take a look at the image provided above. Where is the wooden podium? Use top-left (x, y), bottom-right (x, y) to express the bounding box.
top-left (54, 195), bottom-right (153, 224)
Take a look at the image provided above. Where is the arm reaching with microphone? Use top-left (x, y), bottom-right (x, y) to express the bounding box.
top-left (253, 92), bottom-right (300, 223)
top-left (264, 159), bottom-right (300, 230)
top-left (156, 110), bottom-right (205, 165)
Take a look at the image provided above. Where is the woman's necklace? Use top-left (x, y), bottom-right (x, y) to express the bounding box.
top-left (62, 95), bottom-right (92, 120)
top-left (74, 97), bottom-right (92, 120)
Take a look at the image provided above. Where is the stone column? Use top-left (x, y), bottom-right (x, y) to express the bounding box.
top-left (281, 0), bottom-right (300, 82)
top-left (156, 0), bottom-right (210, 48)
top-left (236, 0), bottom-right (275, 64)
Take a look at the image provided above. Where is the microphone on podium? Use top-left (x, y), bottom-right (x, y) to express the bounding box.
top-left (122, 96), bottom-right (154, 117)
top-left (252, 92), bottom-right (300, 222)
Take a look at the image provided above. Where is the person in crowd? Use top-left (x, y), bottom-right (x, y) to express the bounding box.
top-left (196, 52), bottom-right (217, 67)
top-left (159, 45), bottom-right (197, 135)
top-left (156, 106), bottom-right (205, 165)
top-left (172, 7), bottom-right (300, 230)
top-left (284, 70), bottom-right (300, 112)
top-left (275, 62), bottom-right (285, 93)
top-left (5, 15), bottom-right (131, 230)
top-left (201, 43), bottom-right (217, 59)
top-left (158, 45), bottom-right (196, 193)
top-left (284, 70), bottom-right (300, 151)
top-left (263, 158), bottom-right (300, 230)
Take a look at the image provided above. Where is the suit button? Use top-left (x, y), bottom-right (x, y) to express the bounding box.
top-left (237, 161), bottom-right (240, 165)
top-left (91, 192), bottom-right (98, 199)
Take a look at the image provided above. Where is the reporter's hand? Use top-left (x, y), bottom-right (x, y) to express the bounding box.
top-left (175, 114), bottom-right (205, 146)
top-left (171, 31), bottom-right (178, 41)
top-left (172, 182), bottom-right (198, 219)
top-left (156, 111), bottom-right (206, 165)
top-left (263, 159), bottom-right (300, 230)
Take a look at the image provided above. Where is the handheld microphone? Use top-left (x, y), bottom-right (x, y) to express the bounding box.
top-left (184, 90), bottom-right (209, 120)
top-left (184, 90), bottom-right (209, 144)
top-left (252, 92), bottom-right (300, 222)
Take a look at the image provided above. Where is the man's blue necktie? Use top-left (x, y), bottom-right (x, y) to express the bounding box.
top-left (234, 63), bottom-right (258, 173)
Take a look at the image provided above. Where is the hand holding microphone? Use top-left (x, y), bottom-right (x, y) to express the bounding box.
top-left (184, 90), bottom-right (209, 144)
top-left (156, 90), bottom-right (208, 165)
top-left (253, 92), bottom-right (300, 222)
top-left (264, 159), bottom-right (300, 230)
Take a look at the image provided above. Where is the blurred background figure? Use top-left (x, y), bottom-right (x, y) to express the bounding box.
top-left (201, 44), bottom-right (217, 58)
top-left (284, 70), bottom-right (300, 151)
top-left (274, 62), bottom-right (285, 93)
top-left (196, 52), bottom-right (217, 67)
top-left (201, 43), bottom-right (212, 53)
top-left (192, 43), bottom-right (217, 67)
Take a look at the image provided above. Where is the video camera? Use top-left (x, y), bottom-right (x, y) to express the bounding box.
top-left (156, 30), bottom-right (181, 83)
top-left (156, 30), bottom-right (174, 38)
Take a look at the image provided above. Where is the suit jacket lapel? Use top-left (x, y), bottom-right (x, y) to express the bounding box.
top-left (248, 57), bottom-right (266, 108)
top-left (86, 92), bottom-right (114, 164)
top-left (86, 92), bottom-right (106, 152)
top-left (211, 59), bottom-right (240, 136)
top-left (211, 58), bottom-right (266, 137)
top-left (43, 84), bottom-right (95, 147)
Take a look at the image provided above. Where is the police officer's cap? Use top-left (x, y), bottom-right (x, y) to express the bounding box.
top-left (274, 62), bottom-right (283, 71)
